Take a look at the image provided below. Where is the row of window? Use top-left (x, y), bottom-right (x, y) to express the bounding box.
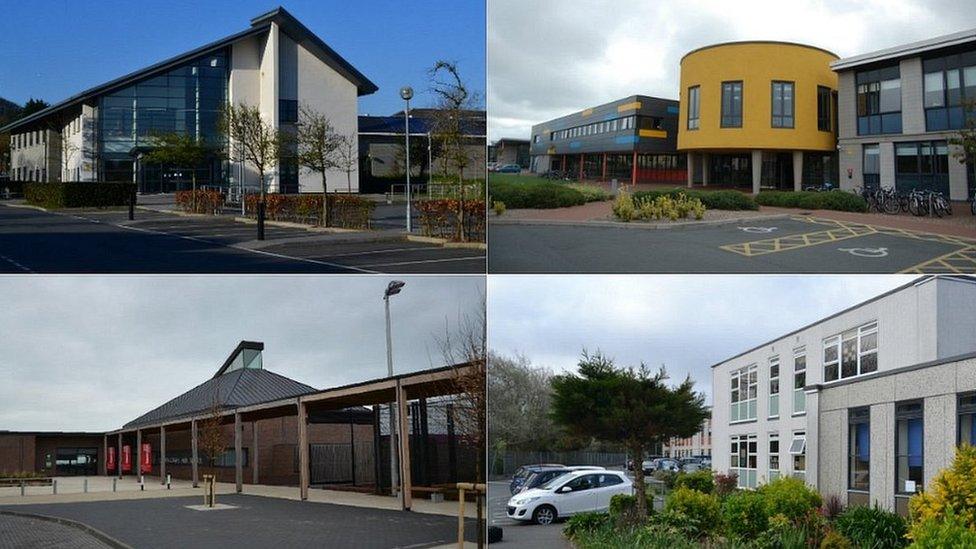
top-left (862, 141), bottom-right (950, 183)
top-left (546, 115), bottom-right (640, 141)
top-left (731, 431), bottom-right (807, 489)
top-left (14, 166), bottom-right (45, 181)
top-left (10, 130), bottom-right (47, 149)
top-left (686, 82), bottom-right (832, 131)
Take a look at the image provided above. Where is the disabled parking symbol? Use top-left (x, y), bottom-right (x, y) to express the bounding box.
top-left (738, 226), bottom-right (778, 233)
top-left (839, 247), bottom-right (889, 258)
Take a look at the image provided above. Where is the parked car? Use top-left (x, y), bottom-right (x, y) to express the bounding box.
top-left (626, 455), bottom-right (661, 471)
top-left (514, 466), bottom-right (607, 494)
top-left (645, 458), bottom-right (680, 474)
top-left (507, 470), bottom-right (632, 525)
top-left (496, 163), bottom-right (521, 173)
top-left (486, 162), bottom-right (499, 172)
top-left (509, 463), bottom-right (564, 494)
top-left (679, 457), bottom-right (704, 472)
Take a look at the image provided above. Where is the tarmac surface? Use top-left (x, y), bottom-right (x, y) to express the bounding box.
top-left (0, 512), bottom-right (115, 548)
top-left (487, 481), bottom-right (569, 549)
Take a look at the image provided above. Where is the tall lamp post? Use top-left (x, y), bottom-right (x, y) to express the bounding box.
top-left (400, 86), bottom-right (413, 233)
top-left (384, 280), bottom-right (406, 501)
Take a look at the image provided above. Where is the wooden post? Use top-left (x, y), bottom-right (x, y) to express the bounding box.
top-left (136, 430), bottom-right (142, 480)
top-left (631, 150), bottom-right (638, 186)
top-left (457, 485), bottom-right (466, 548)
top-left (117, 433), bottom-right (122, 479)
top-left (601, 153), bottom-right (608, 181)
top-left (160, 426), bottom-right (166, 484)
top-left (235, 412), bottom-right (242, 493)
top-left (102, 435), bottom-right (108, 476)
top-left (191, 419), bottom-right (198, 488)
top-left (298, 400), bottom-right (309, 501)
top-left (396, 380), bottom-right (412, 511)
top-left (252, 421), bottom-right (259, 485)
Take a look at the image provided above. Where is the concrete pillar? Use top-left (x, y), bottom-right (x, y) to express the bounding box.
top-left (631, 151), bottom-right (637, 185)
top-left (701, 153), bottom-right (710, 187)
top-left (793, 151), bottom-right (804, 192)
top-left (686, 152), bottom-right (696, 188)
top-left (879, 142), bottom-right (895, 189)
top-left (298, 400), bottom-right (309, 501)
top-left (252, 421), bottom-right (259, 485)
top-left (578, 154), bottom-right (584, 180)
top-left (870, 402), bottom-right (895, 510)
top-left (160, 426), bottom-right (166, 484)
top-left (806, 390), bottom-right (819, 490)
top-left (924, 395), bottom-right (955, 491)
top-left (136, 430), bottom-right (142, 479)
top-left (191, 419), bottom-right (198, 488)
top-left (751, 150), bottom-right (763, 194)
top-left (235, 412), bottom-right (242, 493)
top-left (117, 434), bottom-right (123, 479)
top-left (396, 380), bottom-right (413, 511)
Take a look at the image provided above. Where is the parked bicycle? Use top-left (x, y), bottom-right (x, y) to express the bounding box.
top-left (907, 189), bottom-right (952, 218)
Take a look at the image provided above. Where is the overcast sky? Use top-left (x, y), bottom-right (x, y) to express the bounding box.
top-left (488, 0), bottom-right (976, 140)
top-left (0, 275), bottom-right (484, 432)
top-left (488, 275), bottom-right (917, 404)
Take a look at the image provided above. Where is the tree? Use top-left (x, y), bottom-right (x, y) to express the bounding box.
top-left (59, 130), bottom-right (78, 182)
top-left (487, 352), bottom-right (557, 454)
top-left (20, 98), bottom-right (49, 118)
top-left (334, 133), bottom-right (358, 194)
top-left (550, 352), bottom-right (708, 521)
top-left (143, 132), bottom-right (210, 210)
top-left (219, 103), bottom-right (281, 238)
top-left (199, 392), bottom-right (225, 506)
top-left (428, 60), bottom-right (480, 241)
top-left (295, 105), bottom-right (342, 226)
top-left (948, 99), bottom-right (976, 190)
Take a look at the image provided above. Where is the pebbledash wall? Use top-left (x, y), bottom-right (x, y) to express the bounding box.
top-left (2, 7), bottom-right (376, 194)
top-left (711, 276), bottom-right (976, 515)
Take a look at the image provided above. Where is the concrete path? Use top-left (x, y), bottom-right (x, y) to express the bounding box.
top-left (0, 512), bottom-right (117, 548)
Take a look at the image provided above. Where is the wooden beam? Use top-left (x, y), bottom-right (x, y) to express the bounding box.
top-left (136, 430), bottom-right (142, 480)
top-left (117, 434), bottom-right (123, 479)
top-left (191, 419), bottom-right (198, 488)
top-left (160, 426), bottom-right (166, 484)
top-left (234, 412), bottom-right (242, 493)
top-left (396, 380), bottom-right (412, 511)
top-left (298, 400), bottom-right (309, 501)
top-left (252, 421), bottom-right (259, 485)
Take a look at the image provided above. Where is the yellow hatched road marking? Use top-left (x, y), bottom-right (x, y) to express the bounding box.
top-left (721, 223), bottom-right (877, 257)
top-left (900, 247), bottom-right (976, 274)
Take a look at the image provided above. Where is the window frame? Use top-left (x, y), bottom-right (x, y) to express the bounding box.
top-left (793, 348), bottom-right (806, 416)
top-left (768, 356), bottom-right (780, 419)
top-left (730, 433), bottom-right (758, 488)
top-left (687, 85), bottom-right (700, 130)
top-left (817, 85), bottom-right (832, 132)
top-left (849, 407), bottom-right (870, 491)
top-left (768, 432), bottom-right (780, 480)
top-left (789, 431), bottom-right (807, 479)
top-left (721, 81), bottom-right (743, 128)
top-left (895, 401), bottom-right (924, 496)
top-left (823, 321), bottom-right (878, 383)
top-left (771, 80), bottom-right (795, 128)
top-left (958, 392), bottom-right (976, 446)
top-left (730, 363), bottom-right (758, 423)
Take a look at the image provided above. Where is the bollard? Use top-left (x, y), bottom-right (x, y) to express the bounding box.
top-left (113, 478), bottom-right (117, 492)
top-left (53, 479), bottom-right (57, 495)
top-left (140, 475), bottom-right (144, 491)
top-left (20, 480), bottom-right (25, 497)
top-left (166, 474), bottom-right (171, 490)
top-left (84, 478), bottom-right (88, 493)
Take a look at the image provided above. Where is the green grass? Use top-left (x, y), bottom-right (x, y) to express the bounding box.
top-left (488, 172), bottom-right (588, 209)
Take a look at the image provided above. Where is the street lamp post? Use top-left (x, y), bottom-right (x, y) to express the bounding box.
top-left (400, 87), bottom-right (413, 233)
top-left (384, 280), bottom-right (406, 502)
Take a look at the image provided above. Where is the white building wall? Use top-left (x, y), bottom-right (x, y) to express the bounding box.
top-left (229, 34), bottom-right (263, 190)
top-left (259, 23), bottom-right (279, 193)
top-left (10, 129), bottom-right (58, 181)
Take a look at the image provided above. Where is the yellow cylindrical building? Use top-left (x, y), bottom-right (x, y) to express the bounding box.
top-left (677, 41), bottom-right (839, 192)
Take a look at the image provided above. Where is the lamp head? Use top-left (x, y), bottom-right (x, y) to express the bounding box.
top-left (385, 280), bottom-right (406, 297)
top-left (399, 86), bottom-right (414, 101)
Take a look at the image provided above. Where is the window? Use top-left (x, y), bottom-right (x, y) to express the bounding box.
top-left (771, 81), bottom-right (794, 128)
top-left (533, 135), bottom-right (540, 143)
top-left (721, 81), bottom-right (743, 127)
top-left (597, 473), bottom-right (624, 487)
top-left (959, 393), bottom-right (976, 446)
top-left (793, 349), bottom-right (806, 415)
top-left (923, 52), bottom-right (976, 131)
top-left (863, 144), bottom-right (880, 188)
top-left (731, 364), bottom-right (758, 422)
top-left (896, 401), bottom-right (923, 495)
top-left (823, 322), bottom-right (877, 382)
top-left (789, 432), bottom-right (806, 480)
top-left (731, 434), bottom-right (758, 488)
top-left (688, 86), bottom-right (700, 130)
top-left (768, 433), bottom-right (780, 481)
top-left (856, 65), bottom-right (902, 135)
top-left (768, 357), bottom-right (780, 418)
top-left (279, 99), bottom-right (298, 124)
top-left (849, 407), bottom-right (870, 491)
top-left (206, 447), bottom-right (249, 468)
top-left (817, 86), bottom-right (832, 132)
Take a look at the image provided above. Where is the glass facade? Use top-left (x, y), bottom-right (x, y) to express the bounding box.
top-left (894, 141), bottom-right (949, 195)
top-left (895, 401), bottom-right (923, 495)
top-left (98, 49), bottom-right (229, 191)
top-left (922, 50), bottom-right (976, 131)
top-left (856, 65), bottom-right (902, 135)
top-left (849, 407), bottom-right (870, 491)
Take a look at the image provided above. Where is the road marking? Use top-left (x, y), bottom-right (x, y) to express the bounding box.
top-left (722, 220), bottom-right (876, 256)
top-left (358, 256), bottom-right (484, 268)
top-left (839, 247), bottom-right (889, 258)
top-left (738, 226), bottom-right (778, 233)
top-left (0, 254), bottom-right (34, 273)
top-left (302, 247), bottom-right (436, 259)
top-left (901, 246), bottom-right (976, 274)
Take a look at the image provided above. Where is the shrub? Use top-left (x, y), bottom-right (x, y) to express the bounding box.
top-left (174, 189), bottom-right (224, 214)
top-left (909, 444), bottom-right (976, 536)
top-left (24, 182), bottom-right (135, 209)
top-left (612, 190), bottom-right (636, 221)
top-left (653, 469), bottom-right (679, 490)
top-left (910, 510), bottom-right (976, 548)
top-left (609, 492), bottom-right (655, 524)
top-left (415, 199), bottom-right (486, 241)
top-left (721, 490), bottom-right (769, 540)
top-left (674, 470), bottom-right (715, 494)
top-left (820, 529), bottom-right (853, 549)
top-left (835, 504), bottom-right (907, 549)
top-left (755, 190), bottom-right (869, 212)
top-left (664, 487), bottom-right (721, 538)
top-left (492, 201), bottom-right (506, 215)
top-left (633, 522), bottom-right (700, 548)
top-left (714, 472), bottom-right (739, 497)
top-left (632, 188), bottom-right (757, 211)
top-left (566, 183), bottom-right (610, 202)
top-left (488, 179), bottom-right (586, 209)
top-left (822, 494), bottom-right (846, 520)
top-left (244, 193), bottom-right (375, 230)
top-left (758, 476), bottom-right (823, 523)
top-left (563, 511), bottom-right (612, 539)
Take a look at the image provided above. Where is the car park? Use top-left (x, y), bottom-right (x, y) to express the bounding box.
top-left (514, 465), bottom-right (607, 494)
top-left (506, 470), bottom-right (633, 525)
top-left (509, 463), bottom-right (564, 494)
top-left (646, 458), bottom-right (680, 474)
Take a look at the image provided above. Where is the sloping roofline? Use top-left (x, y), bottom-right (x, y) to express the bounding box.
top-left (831, 27), bottom-right (976, 71)
top-left (533, 94), bottom-right (678, 129)
top-left (1, 6), bottom-right (376, 134)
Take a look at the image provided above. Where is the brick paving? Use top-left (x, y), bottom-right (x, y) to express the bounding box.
top-left (0, 513), bottom-right (113, 548)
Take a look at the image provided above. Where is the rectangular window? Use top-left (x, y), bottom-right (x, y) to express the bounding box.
top-left (823, 321), bottom-right (877, 382)
top-left (958, 393), bottom-right (976, 446)
top-left (793, 349), bottom-right (806, 414)
top-left (817, 86), bottom-right (831, 131)
top-left (769, 356), bottom-right (780, 418)
top-left (856, 65), bottom-right (902, 135)
top-left (730, 434), bottom-right (758, 488)
top-left (721, 81), bottom-right (743, 127)
top-left (896, 401), bottom-right (923, 495)
top-left (688, 86), bottom-right (700, 130)
top-left (923, 52), bottom-right (976, 131)
top-left (730, 364), bottom-right (758, 422)
top-left (849, 407), bottom-right (870, 491)
top-left (789, 431), bottom-right (806, 481)
top-left (769, 433), bottom-right (780, 481)
top-left (771, 81), bottom-right (794, 128)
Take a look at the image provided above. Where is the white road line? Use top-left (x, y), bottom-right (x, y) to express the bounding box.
top-left (302, 247), bottom-right (435, 259)
top-left (0, 254), bottom-right (35, 273)
top-left (358, 256), bottom-right (485, 268)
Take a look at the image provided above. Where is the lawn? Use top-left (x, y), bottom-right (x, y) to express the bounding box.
top-left (488, 172), bottom-right (608, 209)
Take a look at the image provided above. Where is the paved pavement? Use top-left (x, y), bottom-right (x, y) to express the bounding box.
top-left (489, 215), bottom-right (976, 273)
top-left (487, 481), bottom-right (569, 548)
top-left (0, 494), bottom-right (476, 549)
top-left (0, 512), bottom-right (115, 548)
top-left (0, 204), bottom-right (484, 273)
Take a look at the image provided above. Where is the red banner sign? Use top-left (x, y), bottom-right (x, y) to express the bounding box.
top-left (121, 445), bottom-right (132, 472)
top-left (107, 446), bottom-right (116, 471)
top-left (141, 443), bottom-right (152, 473)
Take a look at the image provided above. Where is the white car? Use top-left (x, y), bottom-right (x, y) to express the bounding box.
top-left (506, 469), bottom-right (632, 525)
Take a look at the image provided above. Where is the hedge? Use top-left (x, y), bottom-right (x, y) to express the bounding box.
top-left (0, 180), bottom-right (26, 197)
top-left (632, 188), bottom-right (757, 211)
top-left (244, 194), bottom-right (375, 229)
top-left (416, 199), bottom-right (486, 242)
top-left (755, 190), bottom-right (868, 212)
top-left (489, 179), bottom-right (586, 209)
top-left (24, 182), bottom-right (135, 209)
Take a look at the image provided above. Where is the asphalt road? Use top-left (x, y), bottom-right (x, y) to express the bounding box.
top-left (488, 216), bottom-right (976, 274)
top-left (0, 204), bottom-right (484, 273)
top-left (488, 481), bottom-right (569, 548)
top-left (0, 494), bottom-right (476, 549)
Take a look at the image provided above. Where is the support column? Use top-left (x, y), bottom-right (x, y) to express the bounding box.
top-left (235, 412), bottom-right (242, 493)
top-left (191, 419), bottom-right (198, 488)
top-left (631, 151), bottom-right (637, 185)
top-left (751, 150), bottom-right (763, 194)
top-left (298, 400), bottom-right (309, 501)
top-left (117, 434), bottom-right (123, 479)
top-left (136, 430), bottom-right (142, 480)
top-left (160, 426), bottom-right (166, 484)
top-left (372, 407), bottom-right (382, 495)
top-left (396, 380), bottom-right (413, 511)
top-left (686, 152), bottom-right (696, 188)
top-left (578, 154), bottom-right (584, 180)
top-left (102, 436), bottom-right (108, 476)
top-left (349, 423), bottom-right (356, 487)
top-left (793, 150), bottom-right (804, 192)
top-left (701, 153), bottom-right (710, 187)
top-left (601, 153), bottom-right (607, 181)
top-left (252, 421), bottom-right (259, 485)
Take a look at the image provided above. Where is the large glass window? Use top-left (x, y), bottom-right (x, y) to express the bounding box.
top-left (768, 433), bottom-right (780, 481)
top-left (896, 402), bottom-right (923, 495)
top-left (923, 51), bottom-right (976, 131)
top-left (817, 86), bottom-right (832, 132)
top-left (849, 407), bottom-right (870, 491)
top-left (863, 144), bottom-right (880, 188)
top-left (793, 349), bottom-right (806, 415)
top-left (771, 81), bottom-right (794, 128)
top-left (688, 86), bottom-right (700, 130)
top-left (721, 81), bottom-right (743, 128)
top-left (856, 66), bottom-right (902, 135)
top-left (958, 392), bottom-right (976, 446)
top-left (823, 322), bottom-right (877, 382)
top-left (731, 434), bottom-right (758, 488)
top-left (769, 356), bottom-right (780, 418)
top-left (731, 364), bottom-right (758, 422)
top-left (279, 99), bottom-right (298, 124)
top-left (894, 141), bottom-right (950, 194)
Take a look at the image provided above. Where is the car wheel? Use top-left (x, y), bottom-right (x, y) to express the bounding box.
top-left (533, 505), bottom-right (557, 525)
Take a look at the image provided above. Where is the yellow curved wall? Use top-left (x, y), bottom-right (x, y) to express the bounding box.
top-left (677, 42), bottom-right (838, 152)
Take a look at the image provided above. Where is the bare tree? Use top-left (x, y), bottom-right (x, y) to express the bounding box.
top-left (220, 103), bottom-right (281, 238)
top-left (59, 131), bottom-right (78, 182)
top-left (487, 352), bottom-right (557, 455)
top-left (199, 392), bottom-right (225, 504)
top-left (295, 104), bottom-right (342, 226)
top-left (334, 133), bottom-right (358, 194)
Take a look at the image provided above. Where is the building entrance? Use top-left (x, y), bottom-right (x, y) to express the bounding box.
top-left (55, 447), bottom-right (98, 476)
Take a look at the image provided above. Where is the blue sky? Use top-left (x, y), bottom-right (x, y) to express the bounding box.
top-left (0, 0), bottom-right (485, 116)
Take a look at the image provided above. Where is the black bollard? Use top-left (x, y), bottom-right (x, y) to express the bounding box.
top-left (128, 192), bottom-right (135, 221)
top-left (257, 201), bottom-right (266, 241)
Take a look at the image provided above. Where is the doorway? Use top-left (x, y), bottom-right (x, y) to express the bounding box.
top-left (55, 448), bottom-right (98, 476)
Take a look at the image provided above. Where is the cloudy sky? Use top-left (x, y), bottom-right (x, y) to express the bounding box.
top-left (488, 0), bottom-right (976, 140)
top-left (0, 275), bottom-right (484, 432)
top-left (489, 275), bottom-right (917, 404)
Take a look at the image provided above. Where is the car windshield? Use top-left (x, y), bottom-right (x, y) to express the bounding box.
top-left (538, 473), bottom-right (572, 491)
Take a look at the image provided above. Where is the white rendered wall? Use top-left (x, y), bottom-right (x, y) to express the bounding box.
top-left (229, 34), bottom-right (262, 190)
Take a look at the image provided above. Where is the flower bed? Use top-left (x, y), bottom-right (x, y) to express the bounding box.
top-left (416, 199), bottom-right (485, 242)
top-left (243, 193), bottom-right (375, 229)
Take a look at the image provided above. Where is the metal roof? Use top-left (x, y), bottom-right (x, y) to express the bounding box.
top-left (831, 27), bottom-right (976, 71)
top-left (358, 111), bottom-right (487, 136)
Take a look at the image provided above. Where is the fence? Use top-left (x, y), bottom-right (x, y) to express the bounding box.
top-left (490, 450), bottom-right (628, 478)
top-left (309, 442), bottom-right (375, 485)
